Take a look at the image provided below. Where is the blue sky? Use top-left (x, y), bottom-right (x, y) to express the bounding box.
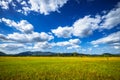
top-left (0, 0), bottom-right (120, 54)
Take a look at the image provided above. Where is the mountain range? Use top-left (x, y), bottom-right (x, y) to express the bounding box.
top-left (0, 51), bottom-right (120, 57)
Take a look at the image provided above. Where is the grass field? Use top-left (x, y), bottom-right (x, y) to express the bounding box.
top-left (0, 57), bottom-right (120, 80)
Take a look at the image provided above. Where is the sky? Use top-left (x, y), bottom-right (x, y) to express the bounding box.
top-left (0, 0), bottom-right (120, 54)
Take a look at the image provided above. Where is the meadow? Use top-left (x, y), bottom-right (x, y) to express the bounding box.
top-left (0, 57), bottom-right (120, 80)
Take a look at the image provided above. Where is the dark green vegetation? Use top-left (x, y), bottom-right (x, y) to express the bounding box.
top-left (0, 57), bottom-right (120, 80)
top-left (0, 51), bottom-right (120, 57)
top-left (0, 51), bottom-right (6, 56)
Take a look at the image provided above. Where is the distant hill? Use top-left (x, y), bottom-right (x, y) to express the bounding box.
top-left (101, 53), bottom-right (120, 57)
top-left (16, 52), bottom-right (91, 56)
top-left (0, 51), bottom-right (6, 56)
top-left (0, 51), bottom-right (120, 57)
top-left (16, 51), bottom-right (56, 56)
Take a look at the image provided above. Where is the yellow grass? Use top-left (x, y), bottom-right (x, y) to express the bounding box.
top-left (0, 57), bottom-right (120, 80)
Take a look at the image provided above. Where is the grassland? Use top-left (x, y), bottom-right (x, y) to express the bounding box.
top-left (0, 57), bottom-right (120, 80)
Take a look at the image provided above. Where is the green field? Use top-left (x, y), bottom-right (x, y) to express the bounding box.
top-left (0, 57), bottom-right (120, 80)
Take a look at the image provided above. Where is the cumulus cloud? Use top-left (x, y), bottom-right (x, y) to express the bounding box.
top-left (114, 46), bottom-right (120, 49)
top-left (0, 39), bottom-right (80, 52)
top-left (52, 26), bottom-right (73, 38)
top-left (52, 15), bottom-right (101, 38)
top-left (0, 0), bottom-right (68, 15)
top-left (73, 15), bottom-right (101, 37)
top-left (53, 39), bottom-right (81, 49)
top-left (39, 32), bottom-right (54, 41)
top-left (0, 34), bottom-right (8, 41)
top-left (111, 43), bottom-right (120, 50)
top-left (1, 18), bottom-right (33, 33)
top-left (101, 2), bottom-right (120, 29)
top-left (28, 0), bottom-right (68, 15)
top-left (111, 43), bottom-right (120, 46)
top-left (69, 39), bottom-right (81, 44)
top-left (0, 0), bottom-right (12, 9)
top-left (0, 43), bottom-right (25, 51)
top-left (0, 32), bottom-right (54, 53)
top-left (7, 33), bottom-right (29, 43)
top-left (91, 31), bottom-right (120, 45)
top-left (1, 32), bottom-right (54, 43)
top-left (0, 18), bottom-right (54, 44)
top-left (33, 42), bottom-right (52, 50)
top-left (1, 1), bottom-right (120, 53)
top-left (93, 45), bottom-right (99, 47)
top-left (67, 45), bottom-right (80, 50)
top-left (52, 2), bottom-right (120, 38)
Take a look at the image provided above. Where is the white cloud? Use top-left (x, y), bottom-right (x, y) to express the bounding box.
top-left (0, 43), bottom-right (25, 51)
top-left (7, 33), bottom-right (29, 43)
top-left (55, 41), bottom-right (71, 46)
top-left (52, 15), bottom-right (101, 38)
top-left (53, 39), bottom-right (81, 49)
top-left (111, 43), bottom-right (120, 50)
top-left (93, 45), bottom-right (99, 47)
top-left (56, 39), bottom-right (80, 46)
top-left (29, 0), bottom-right (68, 15)
top-left (0, 31), bottom-right (54, 53)
top-left (39, 32), bottom-right (54, 41)
top-left (111, 43), bottom-right (120, 46)
top-left (1, 1), bottom-right (120, 54)
top-left (91, 31), bottom-right (120, 45)
top-left (67, 45), bottom-right (80, 50)
top-left (0, 32), bottom-right (54, 43)
top-left (0, 18), bottom-right (54, 43)
top-left (51, 15), bottom-right (101, 38)
top-left (114, 46), bottom-right (120, 49)
top-left (17, 20), bottom-right (33, 33)
top-left (1, 18), bottom-right (33, 33)
top-left (0, 34), bottom-right (8, 41)
top-left (69, 39), bottom-right (81, 44)
top-left (0, 39), bottom-right (80, 53)
top-left (101, 2), bottom-right (120, 29)
top-left (52, 26), bottom-right (73, 38)
top-left (73, 15), bottom-right (101, 37)
top-left (6, 32), bottom-right (54, 43)
top-left (51, 2), bottom-right (120, 38)
top-left (0, 0), bottom-right (68, 15)
top-left (33, 42), bottom-right (52, 50)
top-left (0, 0), bottom-right (12, 9)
